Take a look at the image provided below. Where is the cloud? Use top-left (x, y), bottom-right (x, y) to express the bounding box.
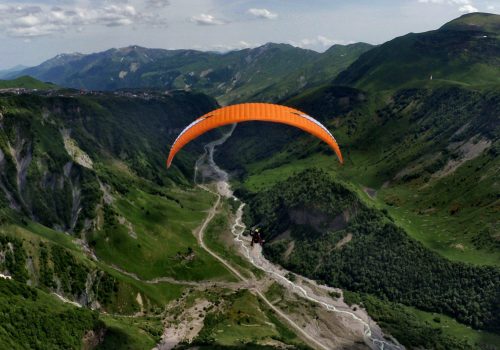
top-left (458, 4), bottom-right (478, 12)
top-left (316, 35), bottom-right (337, 46)
top-left (0, 2), bottom-right (167, 38)
top-left (146, 0), bottom-right (170, 8)
top-left (418, 0), bottom-right (468, 4)
top-left (210, 40), bottom-right (254, 51)
top-left (191, 13), bottom-right (225, 25)
top-left (417, 0), bottom-right (478, 13)
top-left (247, 8), bottom-right (278, 20)
top-left (289, 35), bottom-right (345, 49)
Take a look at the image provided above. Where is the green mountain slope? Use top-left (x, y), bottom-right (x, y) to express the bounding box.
top-left (0, 90), bottom-right (215, 344)
top-left (13, 43), bottom-right (372, 104)
top-left (226, 84), bottom-right (500, 348)
top-left (226, 84), bottom-right (499, 264)
top-left (0, 89), bottom-right (315, 349)
top-left (0, 278), bottom-right (103, 349)
top-left (241, 43), bottom-right (373, 102)
top-left (214, 14), bottom-right (500, 349)
top-left (0, 91), bottom-right (216, 230)
top-left (0, 89), bottom-right (236, 287)
top-left (334, 13), bottom-right (500, 90)
top-left (0, 76), bottom-right (57, 90)
top-left (441, 12), bottom-right (500, 34)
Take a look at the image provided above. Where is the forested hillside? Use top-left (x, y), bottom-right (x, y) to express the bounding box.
top-left (223, 68), bottom-right (499, 268)
top-left (0, 278), bottom-right (103, 349)
top-left (0, 89), bottom-right (228, 347)
top-left (0, 86), bottom-right (317, 349)
top-left (240, 170), bottom-right (500, 341)
top-left (0, 91), bottom-right (216, 230)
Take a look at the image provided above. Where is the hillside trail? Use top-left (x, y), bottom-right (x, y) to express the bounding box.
top-left (107, 263), bottom-right (244, 289)
top-left (194, 125), bottom-right (404, 350)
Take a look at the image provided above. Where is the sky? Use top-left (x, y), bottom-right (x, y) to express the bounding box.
top-left (0, 0), bottom-right (498, 69)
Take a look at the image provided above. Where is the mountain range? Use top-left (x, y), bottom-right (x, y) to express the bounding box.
top-left (0, 65), bottom-right (28, 80)
top-left (6, 42), bottom-right (372, 104)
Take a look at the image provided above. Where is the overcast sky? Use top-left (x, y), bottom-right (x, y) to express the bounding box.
top-left (0, 0), bottom-right (498, 69)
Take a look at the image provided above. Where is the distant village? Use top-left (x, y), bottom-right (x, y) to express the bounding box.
top-left (0, 87), bottom-right (186, 101)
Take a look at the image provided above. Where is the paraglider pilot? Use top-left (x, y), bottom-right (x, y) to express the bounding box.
top-left (250, 227), bottom-right (264, 246)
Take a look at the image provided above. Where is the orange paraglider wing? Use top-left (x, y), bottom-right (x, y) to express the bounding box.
top-left (167, 103), bottom-right (343, 168)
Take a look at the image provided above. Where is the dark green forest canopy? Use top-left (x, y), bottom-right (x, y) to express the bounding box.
top-left (0, 279), bottom-right (102, 350)
top-left (241, 169), bottom-right (500, 333)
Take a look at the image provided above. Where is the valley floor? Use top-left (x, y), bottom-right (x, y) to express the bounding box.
top-left (170, 130), bottom-right (403, 350)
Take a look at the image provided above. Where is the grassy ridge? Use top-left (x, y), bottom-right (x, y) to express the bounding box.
top-left (334, 13), bottom-right (500, 90)
top-left (0, 76), bottom-right (57, 89)
top-left (91, 186), bottom-right (234, 282)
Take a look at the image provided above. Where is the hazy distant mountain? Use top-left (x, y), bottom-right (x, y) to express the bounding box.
top-left (12, 43), bottom-right (373, 104)
top-left (0, 65), bottom-right (29, 79)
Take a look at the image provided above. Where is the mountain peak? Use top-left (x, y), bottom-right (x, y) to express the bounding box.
top-left (324, 42), bottom-right (374, 54)
top-left (440, 12), bottom-right (500, 34)
top-left (255, 42), bottom-right (295, 51)
top-left (117, 45), bottom-right (148, 53)
top-left (54, 52), bottom-right (83, 59)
